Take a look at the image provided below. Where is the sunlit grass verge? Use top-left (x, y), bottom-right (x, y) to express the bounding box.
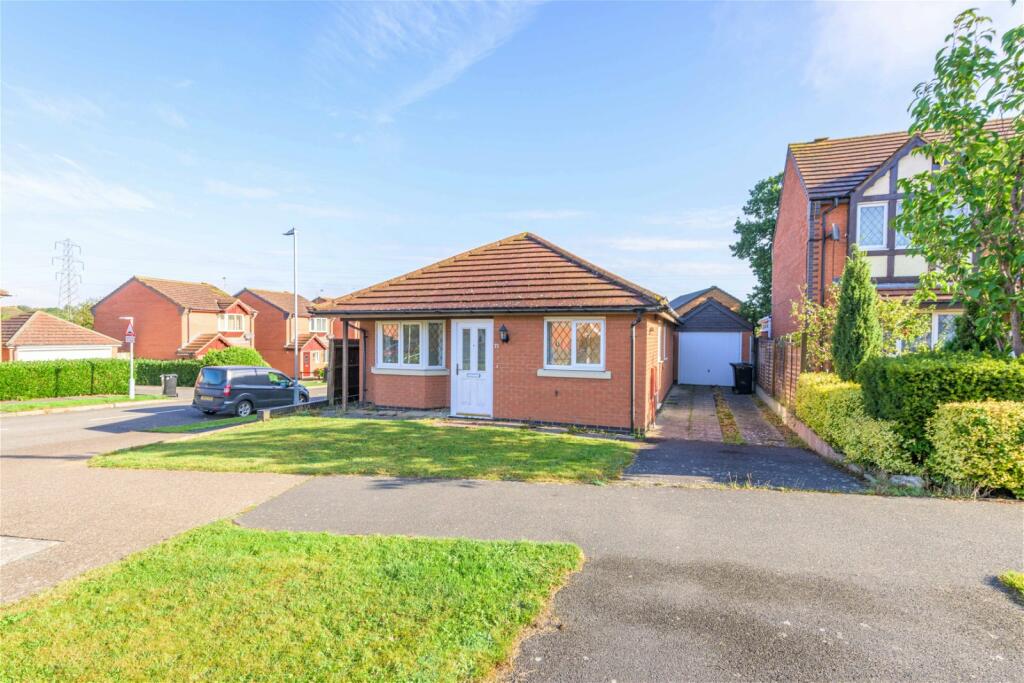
top-left (147, 415), bottom-right (257, 433)
top-left (0, 522), bottom-right (582, 682)
top-left (92, 416), bottom-right (638, 482)
top-left (999, 570), bottom-right (1024, 599)
top-left (1, 394), bottom-right (167, 413)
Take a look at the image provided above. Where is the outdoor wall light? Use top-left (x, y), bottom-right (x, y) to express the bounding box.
top-left (498, 324), bottom-right (510, 343)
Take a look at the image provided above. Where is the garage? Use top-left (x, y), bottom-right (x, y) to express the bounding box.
top-left (676, 299), bottom-right (753, 386)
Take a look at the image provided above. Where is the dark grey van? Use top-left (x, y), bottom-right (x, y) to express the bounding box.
top-left (192, 366), bottom-right (309, 416)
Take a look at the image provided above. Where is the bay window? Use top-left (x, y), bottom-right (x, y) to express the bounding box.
top-left (376, 321), bottom-right (444, 369)
top-left (544, 318), bottom-right (605, 370)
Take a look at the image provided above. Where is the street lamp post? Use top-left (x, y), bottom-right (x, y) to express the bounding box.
top-left (283, 228), bottom-right (299, 405)
top-left (119, 316), bottom-right (135, 399)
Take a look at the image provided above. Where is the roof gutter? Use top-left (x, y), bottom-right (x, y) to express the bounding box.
top-left (316, 305), bottom-right (666, 318)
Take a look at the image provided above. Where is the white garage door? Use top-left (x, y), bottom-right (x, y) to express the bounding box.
top-left (678, 332), bottom-right (742, 386)
top-left (14, 345), bottom-right (115, 361)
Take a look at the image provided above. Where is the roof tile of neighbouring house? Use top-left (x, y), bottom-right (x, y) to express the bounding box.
top-left (2, 311), bottom-right (122, 347)
top-left (135, 277), bottom-right (242, 312)
top-left (240, 289), bottom-right (315, 316)
top-left (284, 333), bottom-right (327, 350)
top-left (176, 333), bottom-right (236, 357)
top-left (317, 232), bottom-right (671, 315)
top-left (789, 118), bottom-right (1015, 199)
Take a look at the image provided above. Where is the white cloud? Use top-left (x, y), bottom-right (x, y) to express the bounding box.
top-left (173, 79), bottom-right (194, 89)
top-left (502, 209), bottom-right (587, 221)
top-left (2, 157), bottom-right (154, 212)
top-left (805, 1), bottom-right (1022, 92)
top-left (643, 206), bottom-right (741, 230)
top-left (155, 105), bottom-right (187, 129)
top-left (10, 86), bottom-right (103, 123)
top-left (204, 179), bottom-right (278, 200)
top-left (601, 237), bottom-right (731, 252)
top-left (312, 2), bottom-right (537, 119)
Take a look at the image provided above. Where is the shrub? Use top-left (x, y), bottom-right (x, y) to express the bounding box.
top-left (200, 347), bottom-right (268, 368)
top-left (794, 373), bottom-right (917, 474)
top-left (0, 359), bottom-right (130, 400)
top-left (926, 401), bottom-right (1024, 498)
top-left (831, 248), bottom-right (882, 380)
top-left (134, 359), bottom-right (203, 386)
top-left (859, 352), bottom-right (1024, 461)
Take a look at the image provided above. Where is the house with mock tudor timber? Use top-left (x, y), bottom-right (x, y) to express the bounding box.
top-left (769, 118), bottom-right (1014, 346)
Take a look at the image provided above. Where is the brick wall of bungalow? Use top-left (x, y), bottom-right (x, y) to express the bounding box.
top-left (352, 313), bottom-right (674, 431)
top-left (94, 279), bottom-right (184, 359)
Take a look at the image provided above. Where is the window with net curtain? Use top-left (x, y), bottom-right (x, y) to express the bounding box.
top-left (377, 321), bottom-right (444, 369)
top-left (545, 319), bottom-right (604, 370)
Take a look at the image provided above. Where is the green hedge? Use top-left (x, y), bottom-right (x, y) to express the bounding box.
top-left (199, 347), bottom-right (268, 368)
top-left (0, 359), bottom-right (130, 400)
top-left (795, 373), bottom-right (917, 474)
top-left (135, 360), bottom-right (203, 386)
top-left (926, 401), bottom-right (1024, 498)
top-left (859, 353), bottom-right (1024, 461)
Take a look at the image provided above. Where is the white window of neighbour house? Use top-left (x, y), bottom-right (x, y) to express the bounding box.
top-left (544, 318), bottom-right (605, 370)
top-left (218, 313), bottom-right (243, 332)
top-left (376, 321), bottom-right (445, 369)
top-left (309, 317), bottom-right (329, 333)
top-left (857, 202), bottom-right (887, 249)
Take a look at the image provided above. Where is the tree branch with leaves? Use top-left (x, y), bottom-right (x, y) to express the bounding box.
top-left (730, 172), bottom-right (782, 321)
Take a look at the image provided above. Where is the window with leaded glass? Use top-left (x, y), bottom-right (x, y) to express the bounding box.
top-left (376, 320), bottom-right (444, 369)
top-left (857, 202), bottom-right (887, 249)
top-left (894, 200), bottom-right (911, 248)
top-left (544, 318), bottom-right (604, 370)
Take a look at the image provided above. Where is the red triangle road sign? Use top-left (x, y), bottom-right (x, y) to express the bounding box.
top-left (124, 321), bottom-right (136, 343)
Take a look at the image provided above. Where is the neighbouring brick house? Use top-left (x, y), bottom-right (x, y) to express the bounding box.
top-left (2, 311), bottom-right (121, 361)
top-left (235, 289), bottom-right (330, 378)
top-left (670, 287), bottom-right (753, 385)
top-left (315, 232), bottom-right (677, 432)
top-left (93, 277), bottom-right (257, 360)
top-left (769, 119), bottom-right (1014, 345)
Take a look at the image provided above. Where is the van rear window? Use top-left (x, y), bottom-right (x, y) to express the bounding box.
top-left (198, 368), bottom-right (227, 386)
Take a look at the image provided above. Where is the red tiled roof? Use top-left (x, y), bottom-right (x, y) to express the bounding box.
top-left (790, 118), bottom-right (1015, 199)
top-left (316, 232), bottom-right (670, 316)
top-left (2, 311), bottom-right (121, 347)
top-left (176, 333), bottom-right (241, 357)
top-left (238, 289), bottom-right (314, 316)
top-left (135, 277), bottom-right (248, 312)
top-left (284, 333), bottom-right (327, 350)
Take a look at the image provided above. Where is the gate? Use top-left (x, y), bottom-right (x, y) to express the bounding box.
top-left (329, 338), bottom-right (360, 404)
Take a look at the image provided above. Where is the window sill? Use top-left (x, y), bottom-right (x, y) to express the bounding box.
top-left (371, 367), bottom-right (448, 376)
top-left (536, 368), bottom-right (611, 380)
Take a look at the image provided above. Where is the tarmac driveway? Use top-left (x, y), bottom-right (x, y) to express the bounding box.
top-left (239, 477), bottom-right (1023, 681)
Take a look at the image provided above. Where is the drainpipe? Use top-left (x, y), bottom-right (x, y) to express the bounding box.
top-left (629, 309), bottom-right (644, 434)
top-left (819, 198), bottom-right (841, 304)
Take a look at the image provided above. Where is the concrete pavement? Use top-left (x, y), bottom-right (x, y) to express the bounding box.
top-left (0, 395), bottom-right (311, 603)
top-left (239, 477), bottom-right (1023, 681)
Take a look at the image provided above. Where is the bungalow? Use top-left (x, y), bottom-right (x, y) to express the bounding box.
top-left (93, 276), bottom-right (258, 360)
top-left (770, 118), bottom-right (1014, 345)
top-left (235, 288), bottom-right (330, 378)
top-left (315, 232), bottom-right (677, 432)
top-left (2, 311), bottom-right (122, 361)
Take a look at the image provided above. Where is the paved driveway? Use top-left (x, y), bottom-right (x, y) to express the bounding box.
top-left (1, 400), bottom-right (307, 603)
top-left (628, 385), bottom-right (863, 492)
top-left (239, 476), bottom-right (1023, 681)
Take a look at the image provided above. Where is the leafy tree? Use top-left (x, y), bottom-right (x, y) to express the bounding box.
top-left (896, 9), bottom-right (1024, 355)
top-left (53, 300), bottom-right (96, 329)
top-left (946, 300), bottom-right (1003, 352)
top-left (730, 172), bottom-right (782, 321)
top-left (876, 295), bottom-right (933, 355)
top-left (832, 248), bottom-right (882, 380)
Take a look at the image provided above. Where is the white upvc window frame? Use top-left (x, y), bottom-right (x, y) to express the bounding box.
top-left (310, 350), bottom-right (324, 364)
top-left (375, 320), bottom-right (445, 370)
top-left (659, 322), bottom-right (669, 361)
top-left (856, 201), bottom-right (888, 250)
top-left (309, 317), bottom-right (329, 334)
top-left (218, 313), bottom-right (244, 332)
top-left (932, 311), bottom-right (960, 349)
top-left (543, 317), bottom-right (606, 371)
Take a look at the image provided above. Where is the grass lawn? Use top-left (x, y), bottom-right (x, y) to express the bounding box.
top-left (147, 415), bottom-right (258, 433)
top-left (0, 394), bottom-right (167, 413)
top-left (0, 523), bottom-right (582, 681)
top-left (92, 416), bottom-right (638, 482)
top-left (999, 571), bottom-right (1024, 599)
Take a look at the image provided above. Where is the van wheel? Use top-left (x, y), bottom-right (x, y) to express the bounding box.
top-left (299, 394), bottom-right (309, 403)
top-left (236, 400), bottom-right (254, 417)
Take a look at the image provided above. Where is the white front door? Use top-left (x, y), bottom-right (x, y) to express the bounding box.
top-left (678, 332), bottom-right (742, 386)
top-left (451, 320), bottom-right (493, 417)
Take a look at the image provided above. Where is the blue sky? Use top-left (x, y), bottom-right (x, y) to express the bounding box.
top-left (2, 1), bottom-right (1019, 307)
